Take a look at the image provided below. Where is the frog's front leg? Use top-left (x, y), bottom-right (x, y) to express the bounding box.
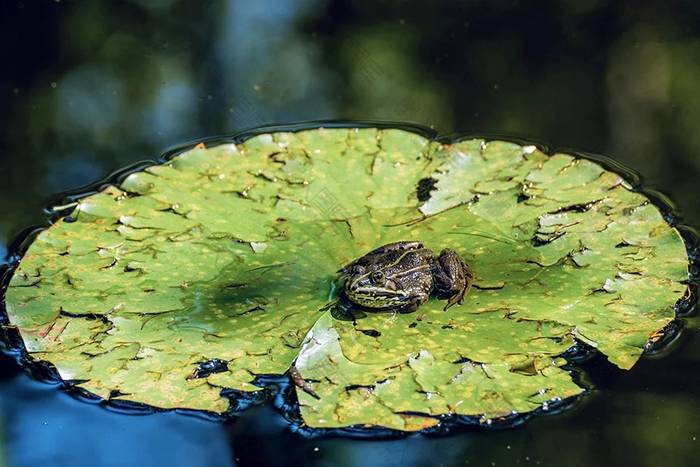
top-left (433, 249), bottom-right (473, 310)
top-left (397, 290), bottom-right (429, 313)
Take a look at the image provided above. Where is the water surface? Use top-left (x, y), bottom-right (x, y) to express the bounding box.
top-left (1, 1), bottom-right (700, 466)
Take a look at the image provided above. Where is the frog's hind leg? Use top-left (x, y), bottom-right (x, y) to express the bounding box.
top-left (433, 249), bottom-right (473, 310)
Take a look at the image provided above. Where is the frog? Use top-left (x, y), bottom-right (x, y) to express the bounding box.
top-left (340, 241), bottom-right (473, 312)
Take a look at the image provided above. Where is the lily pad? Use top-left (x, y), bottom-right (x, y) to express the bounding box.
top-left (2, 125), bottom-right (691, 431)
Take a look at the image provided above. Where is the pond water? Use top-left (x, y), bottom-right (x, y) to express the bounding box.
top-left (1, 1), bottom-right (700, 466)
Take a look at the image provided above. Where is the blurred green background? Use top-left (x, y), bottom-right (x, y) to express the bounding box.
top-left (1, 1), bottom-right (700, 466)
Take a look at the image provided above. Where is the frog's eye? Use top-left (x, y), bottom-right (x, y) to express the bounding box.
top-left (370, 271), bottom-right (384, 283)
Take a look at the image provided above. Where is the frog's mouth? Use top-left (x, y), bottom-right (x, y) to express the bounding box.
top-left (345, 286), bottom-right (409, 308)
top-left (357, 290), bottom-right (404, 298)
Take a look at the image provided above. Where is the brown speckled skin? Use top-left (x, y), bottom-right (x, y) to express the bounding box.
top-left (341, 241), bottom-right (471, 312)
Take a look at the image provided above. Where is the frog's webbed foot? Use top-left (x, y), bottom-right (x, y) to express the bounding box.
top-left (443, 286), bottom-right (467, 310)
top-left (433, 249), bottom-right (473, 310)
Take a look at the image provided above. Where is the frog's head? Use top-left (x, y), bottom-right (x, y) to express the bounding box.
top-left (343, 264), bottom-right (409, 308)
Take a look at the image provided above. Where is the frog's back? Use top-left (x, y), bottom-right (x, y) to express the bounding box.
top-left (385, 249), bottom-right (433, 287)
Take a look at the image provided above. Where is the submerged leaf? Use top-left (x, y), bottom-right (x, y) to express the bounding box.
top-left (4, 127), bottom-right (690, 430)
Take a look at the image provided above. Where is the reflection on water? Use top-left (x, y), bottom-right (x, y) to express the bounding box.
top-left (1, 372), bottom-right (234, 467)
top-left (2, 0), bottom-right (700, 466)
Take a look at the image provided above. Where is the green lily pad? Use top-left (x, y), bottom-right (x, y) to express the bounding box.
top-left (3, 126), bottom-right (690, 431)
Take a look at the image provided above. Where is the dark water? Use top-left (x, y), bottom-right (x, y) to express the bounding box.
top-left (2, 1), bottom-right (700, 466)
